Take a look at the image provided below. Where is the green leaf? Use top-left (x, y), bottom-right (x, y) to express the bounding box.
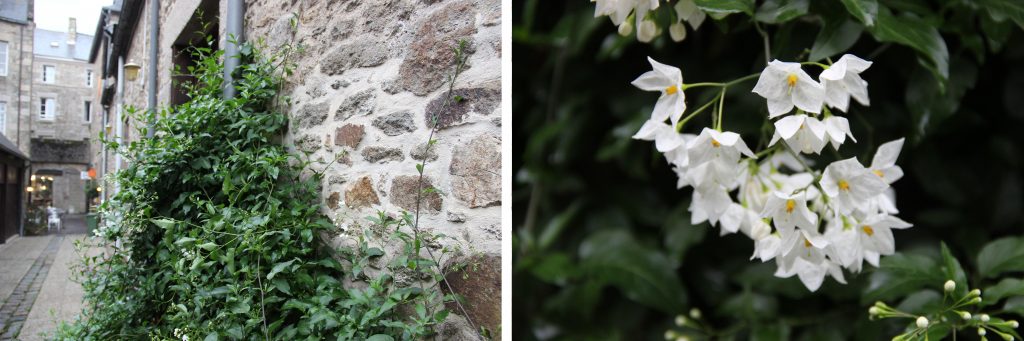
top-left (862, 253), bottom-right (943, 303)
top-left (1005, 296), bottom-right (1024, 318)
top-left (152, 218), bottom-right (176, 229)
top-left (272, 278), bottom-right (292, 295)
top-left (868, 9), bottom-right (949, 82)
top-left (978, 237), bottom-right (1024, 278)
top-left (809, 18), bottom-right (863, 62)
top-left (198, 242), bottom-right (217, 251)
top-left (694, 0), bottom-right (755, 18)
top-left (940, 242), bottom-right (969, 298)
top-left (977, 0), bottom-right (1024, 30)
top-left (754, 0), bottom-right (809, 24)
top-left (174, 237), bottom-right (197, 246)
top-left (366, 335), bottom-right (394, 341)
top-left (267, 259), bottom-right (296, 280)
top-left (983, 278), bottom-right (1024, 307)
top-left (415, 163), bottom-right (423, 174)
top-left (204, 332), bottom-right (218, 341)
top-left (896, 290), bottom-right (942, 315)
top-left (840, 0), bottom-right (878, 27)
top-left (662, 205), bottom-right (705, 266)
top-left (579, 229), bottom-right (687, 314)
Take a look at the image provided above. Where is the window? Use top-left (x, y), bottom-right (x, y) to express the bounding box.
top-left (85, 69), bottom-right (93, 87)
top-left (0, 102), bottom-right (6, 133)
top-left (39, 97), bottom-right (55, 121)
top-left (83, 101), bottom-right (92, 122)
top-left (42, 65), bottom-right (55, 83)
top-left (0, 41), bottom-right (8, 77)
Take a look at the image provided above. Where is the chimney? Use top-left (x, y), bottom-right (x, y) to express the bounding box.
top-left (67, 18), bottom-right (77, 45)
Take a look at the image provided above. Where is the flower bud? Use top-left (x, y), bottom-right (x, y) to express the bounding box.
top-left (961, 311), bottom-right (972, 320)
top-left (669, 22), bottom-right (687, 42)
top-left (981, 314), bottom-right (991, 322)
top-left (1012, 320), bottom-right (1020, 328)
top-left (1001, 333), bottom-right (1013, 341)
top-left (618, 20), bottom-right (634, 37)
top-left (979, 328), bottom-right (987, 336)
top-left (869, 307), bottom-right (880, 316)
top-left (971, 289), bottom-right (982, 298)
top-left (664, 330), bottom-right (676, 340)
top-left (917, 316), bottom-right (929, 328)
top-left (944, 280), bottom-right (956, 293)
top-left (689, 308), bottom-right (702, 320)
top-left (637, 18), bottom-right (658, 43)
top-left (675, 315), bottom-right (687, 327)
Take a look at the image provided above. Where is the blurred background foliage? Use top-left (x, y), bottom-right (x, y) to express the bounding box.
top-left (512, 0), bottom-right (1024, 339)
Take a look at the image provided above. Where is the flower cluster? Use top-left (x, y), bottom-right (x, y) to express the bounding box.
top-left (870, 280), bottom-right (1020, 340)
top-left (632, 54), bottom-right (912, 291)
top-left (593, 0), bottom-right (705, 42)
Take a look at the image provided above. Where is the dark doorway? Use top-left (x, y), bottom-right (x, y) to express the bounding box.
top-left (170, 0), bottom-right (220, 107)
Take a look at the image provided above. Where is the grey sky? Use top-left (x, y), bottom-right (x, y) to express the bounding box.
top-left (34, 0), bottom-right (113, 34)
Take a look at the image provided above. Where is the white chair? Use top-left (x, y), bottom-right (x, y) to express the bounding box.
top-left (47, 207), bottom-right (62, 232)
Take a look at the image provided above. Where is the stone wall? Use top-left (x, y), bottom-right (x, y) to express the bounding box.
top-left (0, 20), bottom-right (35, 155)
top-left (115, 0), bottom-right (503, 337)
top-left (246, 0), bottom-right (502, 336)
top-left (30, 56), bottom-right (97, 142)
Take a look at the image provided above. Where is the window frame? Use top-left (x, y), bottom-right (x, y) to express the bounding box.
top-left (39, 97), bottom-right (55, 121)
top-left (85, 69), bottom-right (93, 87)
top-left (0, 101), bottom-right (7, 133)
top-left (83, 100), bottom-right (92, 123)
top-left (42, 65), bottom-right (56, 83)
top-left (0, 41), bottom-right (8, 77)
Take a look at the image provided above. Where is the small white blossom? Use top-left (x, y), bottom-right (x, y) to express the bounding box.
top-left (632, 57), bottom-right (686, 125)
top-left (819, 54), bottom-right (872, 112)
top-left (820, 158), bottom-right (889, 215)
top-left (760, 191), bottom-right (818, 233)
top-left (674, 0), bottom-right (706, 30)
top-left (769, 114), bottom-right (828, 154)
top-left (753, 60), bottom-right (825, 118)
top-left (869, 138), bottom-right (905, 185)
top-left (822, 116), bottom-right (857, 150)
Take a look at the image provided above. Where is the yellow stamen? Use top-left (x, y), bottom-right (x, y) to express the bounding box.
top-left (838, 180), bottom-right (850, 191)
top-left (804, 238), bottom-right (812, 248)
top-left (785, 199), bottom-right (795, 213)
top-left (665, 85), bottom-right (678, 95)
top-left (787, 74), bottom-right (798, 87)
top-left (873, 170), bottom-right (884, 178)
top-left (711, 139), bottom-right (721, 147)
top-left (862, 225), bottom-right (874, 236)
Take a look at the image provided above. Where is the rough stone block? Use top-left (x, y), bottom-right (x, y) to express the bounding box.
top-left (334, 124), bottom-right (365, 148)
top-left (449, 134), bottom-right (501, 208)
top-left (442, 254), bottom-right (501, 340)
top-left (335, 89), bottom-right (377, 121)
top-left (321, 37), bottom-right (388, 76)
top-left (394, 0), bottom-right (478, 95)
top-left (344, 176), bottom-right (379, 208)
top-left (425, 88), bottom-right (500, 129)
top-left (390, 175), bottom-right (442, 213)
top-left (372, 111), bottom-right (417, 136)
top-left (361, 146), bottom-right (404, 163)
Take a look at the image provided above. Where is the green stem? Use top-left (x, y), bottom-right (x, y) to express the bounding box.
top-left (675, 97), bottom-right (720, 132)
top-left (681, 82), bottom-right (724, 90)
top-left (716, 88), bottom-right (726, 131)
top-left (801, 61), bottom-right (830, 70)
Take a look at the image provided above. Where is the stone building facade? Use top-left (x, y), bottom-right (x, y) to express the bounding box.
top-left (98, 0), bottom-right (502, 337)
top-left (0, 1), bottom-right (102, 220)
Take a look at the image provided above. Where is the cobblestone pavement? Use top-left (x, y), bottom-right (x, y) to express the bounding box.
top-left (0, 214), bottom-right (91, 340)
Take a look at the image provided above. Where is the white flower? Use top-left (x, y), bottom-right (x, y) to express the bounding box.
top-left (689, 185), bottom-right (733, 225)
top-left (674, 0), bottom-right (706, 30)
top-left (822, 116), bottom-right (857, 150)
top-left (594, 0), bottom-right (635, 26)
top-left (752, 60), bottom-right (825, 118)
top-left (633, 120), bottom-right (686, 152)
top-left (769, 114), bottom-right (827, 154)
top-left (760, 191), bottom-right (818, 232)
top-left (827, 213), bottom-right (911, 272)
top-left (819, 54), bottom-right (872, 112)
top-left (687, 128), bottom-right (755, 166)
top-left (869, 138), bottom-right (905, 184)
top-left (632, 57), bottom-right (686, 124)
top-left (669, 22), bottom-right (687, 42)
top-left (820, 158), bottom-right (888, 214)
top-left (773, 229), bottom-right (845, 291)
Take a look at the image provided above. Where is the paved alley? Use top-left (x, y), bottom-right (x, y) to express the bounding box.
top-left (0, 215), bottom-right (91, 340)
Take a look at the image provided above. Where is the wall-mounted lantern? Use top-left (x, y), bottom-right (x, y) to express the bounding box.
top-left (125, 60), bottom-right (142, 81)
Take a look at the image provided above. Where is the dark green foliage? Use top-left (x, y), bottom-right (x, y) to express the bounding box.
top-left (514, 0), bottom-right (1024, 340)
top-left (54, 41), bottom-right (442, 340)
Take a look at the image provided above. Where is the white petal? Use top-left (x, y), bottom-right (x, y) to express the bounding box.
top-left (838, 54), bottom-right (872, 73)
top-left (631, 71), bottom-right (672, 91)
top-left (647, 57), bottom-right (682, 84)
top-left (871, 138), bottom-right (905, 170)
top-left (632, 119), bottom-right (664, 140)
top-left (819, 59), bottom-right (847, 81)
top-left (767, 97), bottom-right (795, 118)
top-left (791, 78), bottom-right (825, 114)
top-left (752, 61), bottom-right (790, 101)
top-left (774, 115), bottom-right (805, 139)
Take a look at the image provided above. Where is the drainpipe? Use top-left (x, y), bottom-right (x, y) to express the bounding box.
top-left (146, 0), bottom-right (159, 138)
top-left (223, 0), bottom-right (244, 99)
top-left (115, 56), bottom-right (124, 194)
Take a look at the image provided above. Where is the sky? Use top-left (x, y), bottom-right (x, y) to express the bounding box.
top-left (34, 0), bottom-right (114, 34)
